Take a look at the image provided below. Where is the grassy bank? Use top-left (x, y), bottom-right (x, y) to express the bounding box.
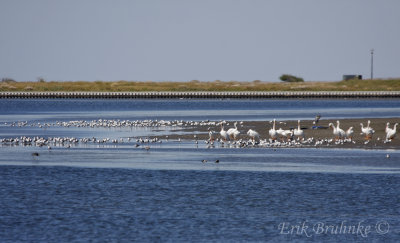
top-left (1, 79), bottom-right (400, 92)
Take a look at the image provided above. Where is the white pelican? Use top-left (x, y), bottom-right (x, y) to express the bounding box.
top-left (360, 120), bottom-right (375, 140)
top-left (336, 120), bottom-right (346, 139)
top-left (346, 127), bottom-right (354, 140)
top-left (232, 125), bottom-right (241, 140)
top-left (227, 122), bottom-right (240, 140)
top-left (293, 120), bottom-right (304, 140)
top-left (386, 123), bottom-right (398, 140)
top-left (247, 129), bottom-right (260, 142)
top-left (219, 123), bottom-right (229, 141)
top-left (276, 128), bottom-right (284, 138)
top-left (208, 127), bottom-right (216, 141)
top-left (385, 122), bottom-right (390, 134)
top-left (277, 128), bottom-right (292, 141)
top-left (329, 123), bottom-right (341, 140)
top-left (269, 119), bottom-right (278, 140)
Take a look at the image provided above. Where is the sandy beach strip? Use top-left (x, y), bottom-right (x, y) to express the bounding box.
top-left (153, 117), bottom-right (400, 149)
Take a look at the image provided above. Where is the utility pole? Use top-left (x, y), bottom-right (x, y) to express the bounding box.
top-left (370, 49), bottom-right (374, 79)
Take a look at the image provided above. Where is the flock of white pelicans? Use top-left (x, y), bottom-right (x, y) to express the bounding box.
top-left (206, 119), bottom-right (398, 147)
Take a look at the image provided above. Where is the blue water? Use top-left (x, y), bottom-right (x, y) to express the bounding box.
top-left (0, 99), bottom-right (400, 242)
top-left (1, 98), bottom-right (400, 122)
top-left (1, 166), bottom-right (399, 242)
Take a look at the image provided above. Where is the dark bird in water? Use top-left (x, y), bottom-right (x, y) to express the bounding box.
top-left (313, 114), bottom-right (321, 125)
top-left (215, 159), bottom-right (220, 163)
top-left (202, 159), bottom-right (207, 163)
top-left (135, 144), bottom-right (140, 147)
top-left (31, 152), bottom-right (39, 156)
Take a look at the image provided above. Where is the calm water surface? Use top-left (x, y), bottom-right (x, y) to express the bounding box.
top-left (0, 99), bottom-right (399, 242)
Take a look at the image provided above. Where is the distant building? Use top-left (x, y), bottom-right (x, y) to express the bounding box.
top-left (343, 75), bottom-right (362, 81)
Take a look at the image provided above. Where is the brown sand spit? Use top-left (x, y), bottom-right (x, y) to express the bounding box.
top-left (154, 118), bottom-right (400, 149)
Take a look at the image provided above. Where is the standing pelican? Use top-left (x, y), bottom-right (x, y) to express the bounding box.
top-left (329, 123), bottom-right (341, 140)
top-left (385, 122), bottom-right (390, 134)
top-left (232, 122), bottom-right (241, 140)
top-left (336, 120), bottom-right (346, 139)
top-left (277, 128), bottom-right (292, 141)
top-left (247, 129), bottom-right (260, 142)
top-left (293, 120), bottom-right (304, 140)
top-left (346, 127), bottom-right (354, 140)
top-left (360, 120), bottom-right (375, 140)
top-left (227, 122), bottom-right (240, 140)
top-left (219, 123), bottom-right (229, 141)
top-left (386, 123), bottom-right (398, 140)
top-left (208, 127), bottom-right (216, 141)
top-left (269, 119), bottom-right (278, 141)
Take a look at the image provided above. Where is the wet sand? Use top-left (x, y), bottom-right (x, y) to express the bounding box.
top-left (154, 118), bottom-right (400, 149)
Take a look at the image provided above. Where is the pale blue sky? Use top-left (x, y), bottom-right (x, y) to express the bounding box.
top-left (1, 0), bottom-right (399, 82)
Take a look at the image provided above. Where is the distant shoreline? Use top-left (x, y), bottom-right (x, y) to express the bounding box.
top-left (1, 91), bottom-right (400, 99)
top-left (1, 79), bottom-right (400, 93)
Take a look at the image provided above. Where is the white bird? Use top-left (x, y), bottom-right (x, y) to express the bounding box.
top-left (346, 126), bottom-right (354, 140)
top-left (385, 122), bottom-right (390, 134)
top-left (293, 120), bottom-right (304, 140)
top-left (247, 129), bottom-right (260, 142)
top-left (386, 123), bottom-right (398, 140)
top-left (219, 123), bottom-right (229, 141)
top-left (336, 120), bottom-right (346, 139)
top-left (360, 120), bottom-right (375, 140)
top-left (269, 119), bottom-right (278, 141)
top-left (208, 127), bottom-right (216, 141)
top-left (329, 123), bottom-right (341, 140)
top-left (277, 128), bottom-right (292, 141)
top-left (227, 122), bottom-right (240, 140)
